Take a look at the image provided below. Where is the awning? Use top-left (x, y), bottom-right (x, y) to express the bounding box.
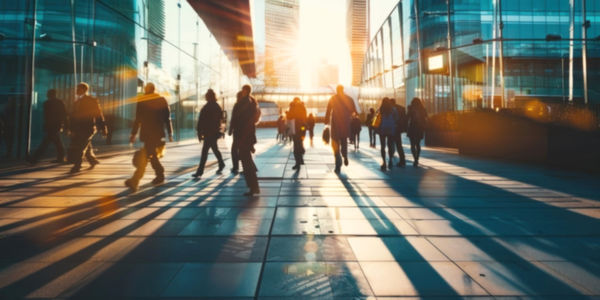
top-left (188, 0), bottom-right (256, 78)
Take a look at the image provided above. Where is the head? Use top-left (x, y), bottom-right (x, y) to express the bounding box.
top-left (205, 89), bottom-right (216, 102)
top-left (308, 113), bottom-right (313, 118)
top-left (369, 108), bottom-right (375, 114)
top-left (76, 82), bottom-right (89, 96)
top-left (47, 89), bottom-right (57, 99)
top-left (293, 97), bottom-right (301, 104)
top-left (241, 84), bottom-right (252, 97)
top-left (390, 98), bottom-right (396, 104)
top-left (411, 97), bottom-right (423, 108)
top-left (144, 82), bottom-right (155, 95)
top-left (380, 97), bottom-right (392, 115)
top-left (336, 85), bottom-right (344, 96)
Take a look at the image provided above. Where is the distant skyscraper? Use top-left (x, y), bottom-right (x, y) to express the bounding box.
top-left (264, 0), bottom-right (300, 88)
top-left (347, 0), bottom-right (369, 86)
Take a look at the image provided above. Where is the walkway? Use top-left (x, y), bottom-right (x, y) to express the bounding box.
top-left (0, 126), bottom-right (599, 299)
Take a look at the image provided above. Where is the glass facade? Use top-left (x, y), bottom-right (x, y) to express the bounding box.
top-left (0, 0), bottom-right (247, 158)
top-left (359, 0), bottom-right (600, 115)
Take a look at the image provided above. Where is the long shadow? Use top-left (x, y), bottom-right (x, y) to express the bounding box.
top-left (350, 145), bottom-right (600, 296)
top-left (336, 174), bottom-right (465, 297)
top-left (0, 143), bottom-right (284, 299)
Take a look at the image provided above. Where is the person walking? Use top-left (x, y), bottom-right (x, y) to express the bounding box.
top-left (377, 98), bottom-right (399, 171)
top-left (193, 89), bottom-right (225, 178)
top-left (125, 83), bottom-right (173, 191)
top-left (365, 108), bottom-right (376, 148)
top-left (325, 85), bottom-right (357, 174)
top-left (229, 91), bottom-right (243, 174)
top-left (391, 98), bottom-right (407, 167)
top-left (350, 113), bottom-right (361, 151)
top-left (288, 97), bottom-right (307, 170)
top-left (68, 82), bottom-right (106, 173)
top-left (306, 113), bottom-right (315, 146)
top-left (407, 97), bottom-right (428, 167)
top-left (276, 114), bottom-right (286, 142)
top-left (230, 84), bottom-right (261, 195)
top-left (30, 89), bottom-right (68, 164)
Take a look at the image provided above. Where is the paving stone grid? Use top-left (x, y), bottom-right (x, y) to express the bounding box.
top-left (0, 126), bottom-right (599, 299)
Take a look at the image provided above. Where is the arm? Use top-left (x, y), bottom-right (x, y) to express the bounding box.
top-left (130, 103), bottom-right (141, 143)
top-left (94, 99), bottom-right (107, 135)
top-left (163, 99), bottom-right (174, 142)
top-left (325, 98), bottom-right (332, 125)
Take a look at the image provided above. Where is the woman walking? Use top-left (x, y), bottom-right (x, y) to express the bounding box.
top-left (407, 97), bottom-right (427, 167)
top-left (288, 97), bottom-right (307, 170)
top-left (193, 89), bottom-right (225, 178)
top-left (377, 98), bottom-right (399, 171)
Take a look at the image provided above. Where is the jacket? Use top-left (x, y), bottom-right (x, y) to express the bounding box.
top-left (197, 100), bottom-right (223, 138)
top-left (131, 93), bottom-right (173, 142)
top-left (70, 95), bottom-right (105, 135)
top-left (325, 93), bottom-right (357, 140)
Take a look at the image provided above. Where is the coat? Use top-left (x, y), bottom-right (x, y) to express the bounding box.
top-left (325, 93), bottom-right (357, 140)
top-left (70, 95), bottom-right (105, 136)
top-left (131, 93), bottom-right (173, 143)
top-left (197, 100), bottom-right (223, 139)
top-left (288, 100), bottom-right (307, 136)
top-left (230, 95), bottom-right (260, 146)
top-left (43, 97), bottom-right (68, 133)
top-left (407, 103), bottom-right (427, 140)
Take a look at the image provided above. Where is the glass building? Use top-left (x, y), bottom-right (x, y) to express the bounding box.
top-left (0, 0), bottom-right (249, 158)
top-left (359, 0), bottom-right (600, 115)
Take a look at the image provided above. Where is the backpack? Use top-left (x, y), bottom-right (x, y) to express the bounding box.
top-left (379, 108), bottom-right (397, 136)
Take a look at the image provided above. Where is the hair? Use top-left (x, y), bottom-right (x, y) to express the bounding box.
top-left (390, 98), bottom-right (396, 104)
top-left (242, 84), bottom-right (252, 94)
top-left (77, 82), bottom-right (89, 92)
top-left (205, 89), bottom-right (216, 101)
top-left (145, 82), bottom-right (155, 93)
top-left (336, 85), bottom-right (344, 93)
top-left (369, 108), bottom-right (375, 113)
top-left (293, 97), bottom-right (301, 102)
top-left (47, 89), bottom-right (57, 98)
top-left (411, 97), bottom-right (424, 109)
top-left (380, 97), bottom-right (392, 116)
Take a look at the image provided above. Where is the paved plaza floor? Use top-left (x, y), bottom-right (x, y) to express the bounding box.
top-left (0, 126), bottom-right (599, 299)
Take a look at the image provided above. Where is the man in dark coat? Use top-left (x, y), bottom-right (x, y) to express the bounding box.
top-left (390, 98), bottom-right (407, 167)
top-left (230, 84), bottom-right (261, 195)
top-left (31, 89), bottom-right (68, 164)
top-left (365, 108), bottom-right (376, 148)
top-left (306, 113), bottom-right (315, 146)
top-left (288, 97), bottom-right (307, 170)
top-left (193, 89), bottom-right (225, 178)
top-left (125, 83), bottom-right (173, 191)
top-left (68, 82), bottom-right (106, 173)
top-left (228, 91), bottom-right (243, 174)
top-left (325, 85), bottom-right (357, 173)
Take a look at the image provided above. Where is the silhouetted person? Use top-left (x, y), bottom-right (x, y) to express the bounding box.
top-left (306, 113), bottom-right (315, 146)
top-left (104, 113), bottom-right (115, 145)
top-left (230, 85), bottom-right (261, 195)
top-left (193, 89), bottom-right (225, 178)
top-left (407, 97), bottom-right (427, 167)
top-left (366, 108), bottom-right (376, 148)
top-left (377, 98), bottom-right (399, 171)
top-left (228, 91), bottom-right (243, 174)
top-left (125, 83), bottom-right (173, 191)
top-left (31, 89), bottom-right (68, 164)
top-left (391, 98), bottom-right (407, 167)
top-left (288, 97), bottom-right (307, 170)
top-left (351, 113), bottom-right (361, 151)
top-left (325, 85), bottom-right (356, 173)
top-left (276, 114), bottom-right (286, 142)
top-left (68, 82), bottom-right (106, 173)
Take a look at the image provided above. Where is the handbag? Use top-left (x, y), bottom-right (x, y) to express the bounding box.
top-left (372, 112), bottom-right (382, 129)
top-left (322, 126), bottom-right (330, 144)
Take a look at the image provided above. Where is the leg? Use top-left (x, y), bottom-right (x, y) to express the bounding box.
top-left (341, 137), bottom-right (348, 166)
top-left (146, 142), bottom-right (165, 183)
top-left (195, 139), bottom-right (211, 176)
top-left (32, 134), bottom-right (51, 163)
top-left (210, 137), bottom-right (225, 170)
top-left (70, 134), bottom-right (91, 172)
top-left (396, 134), bottom-right (405, 167)
top-left (50, 131), bottom-right (65, 162)
top-left (292, 135), bottom-right (302, 168)
top-left (331, 138), bottom-right (341, 173)
top-left (387, 135), bottom-right (395, 167)
top-left (231, 139), bottom-right (239, 172)
top-left (85, 139), bottom-right (98, 166)
top-left (239, 144), bottom-right (259, 194)
top-left (130, 148), bottom-right (149, 185)
top-left (379, 135), bottom-right (386, 169)
top-left (410, 137), bottom-right (418, 166)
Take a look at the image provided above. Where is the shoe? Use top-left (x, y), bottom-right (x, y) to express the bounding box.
top-left (343, 157), bottom-right (349, 166)
top-left (151, 176), bottom-right (165, 185)
top-left (89, 160), bottom-right (99, 169)
top-left (397, 161), bottom-right (406, 168)
top-left (69, 166), bottom-right (80, 173)
top-left (380, 164), bottom-right (387, 171)
top-left (292, 164), bottom-right (300, 170)
top-left (334, 166), bottom-right (341, 174)
top-left (388, 160), bottom-right (393, 169)
top-left (192, 172), bottom-right (202, 179)
top-left (125, 179), bottom-right (138, 192)
top-left (217, 163), bottom-right (225, 174)
top-left (243, 189), bottom-right (260, 196)
top-left (413, 161), bottom-right (419, 167)
top-left (231, 168), bottom-right (239, 174)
